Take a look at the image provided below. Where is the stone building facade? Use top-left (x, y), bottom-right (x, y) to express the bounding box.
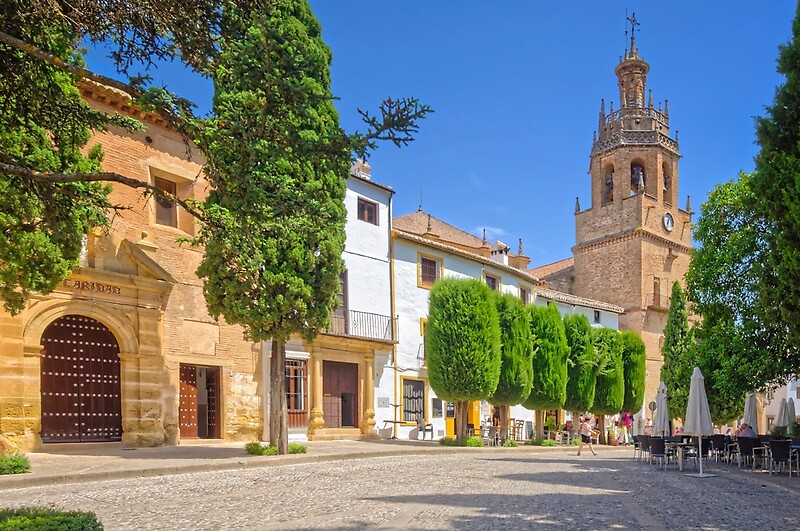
top-left (0, 82), bottom-right (260, 453)
top-left (533, 35), bottom-right (693, 408)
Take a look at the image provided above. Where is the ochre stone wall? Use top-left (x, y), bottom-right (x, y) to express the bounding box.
top-left (0, 92), bottom-right (262, 452)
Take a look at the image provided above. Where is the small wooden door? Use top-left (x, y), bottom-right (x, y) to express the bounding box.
top-left (322, 361), bottom-right (358, 428)
top-left (179, 365), bottom-right (199, 438)
top-left (40, 315), bottom-right (122, 443)
top-left (179, 364), bottom-right (220, 439)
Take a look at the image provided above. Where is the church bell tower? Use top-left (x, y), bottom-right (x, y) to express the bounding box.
top-left (572, 17), bottom-right (693, 407)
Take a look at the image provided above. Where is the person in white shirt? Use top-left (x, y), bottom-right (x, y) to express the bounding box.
top-left (576, 415), bottom-right (598, 456)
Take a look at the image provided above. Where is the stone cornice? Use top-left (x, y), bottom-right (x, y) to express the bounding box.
top-left (592, 130), bottom-right (681, 157)
top-left (573, 228), bottom-right (691, 255)
top-left (78, 79), bottom-right (171, 129)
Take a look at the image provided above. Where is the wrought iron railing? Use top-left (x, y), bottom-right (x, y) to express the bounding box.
top-left (326, 309), bottom-right (395, 342)
top-left (602, 107), bottom-right (670, 127)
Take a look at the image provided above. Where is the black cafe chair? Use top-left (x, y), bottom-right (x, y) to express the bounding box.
top-left (768, 439), bottom-right (793, 477)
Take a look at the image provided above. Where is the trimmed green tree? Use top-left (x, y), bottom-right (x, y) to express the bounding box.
top-left (489, 293), bottom-right (534, 430)
top-left (619, 331), bottom-right (646, 414)
top-left (563, 313), bottom-right (596, 438)
top-left (524, 302), bottom-right (568, 440)
top-left (659, 281), bottom-right (696, 423)
top-left (426, 278), bottom-right (501, 443)
top-left (590, 327), bottom-right (623, 444)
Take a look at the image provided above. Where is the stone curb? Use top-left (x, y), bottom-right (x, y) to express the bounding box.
top-left (0, 444), bottom-right (631, 491)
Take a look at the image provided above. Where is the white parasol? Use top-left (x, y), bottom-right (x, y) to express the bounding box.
top-left (742, 392), bottom-right (759, 434)
top-left (776, 397), bottom-right (788, 428)
top-left (787, 398), bottom-right (797, 436)
top-left (683, 367), bottom-right (716, 477)
top-left (653, 382), bottom-right (671, 437)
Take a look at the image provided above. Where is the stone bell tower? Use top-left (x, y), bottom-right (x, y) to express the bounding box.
top-left (572, 18), bottom-right (693, 408)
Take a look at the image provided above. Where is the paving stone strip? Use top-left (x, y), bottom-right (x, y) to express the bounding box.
top-left (1, 449), bottom-right (798, 529)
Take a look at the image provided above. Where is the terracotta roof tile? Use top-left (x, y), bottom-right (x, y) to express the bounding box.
top-left (529, 257), bottom-right (574, 278)
top-left (393, 210), bottom-right (486, 249)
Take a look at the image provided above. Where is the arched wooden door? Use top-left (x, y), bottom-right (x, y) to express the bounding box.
top-left (40, 315), bottom-right (122, 442)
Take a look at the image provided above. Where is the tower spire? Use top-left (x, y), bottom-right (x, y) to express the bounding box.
top-left (626, 11), bottom-right (640, 58)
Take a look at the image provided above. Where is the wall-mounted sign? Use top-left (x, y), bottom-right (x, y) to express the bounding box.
top-left (63, 280), bottom-right (121, 295)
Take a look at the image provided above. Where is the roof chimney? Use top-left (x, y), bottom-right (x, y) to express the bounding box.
top-left (350, 159), bottom-right (372, 180)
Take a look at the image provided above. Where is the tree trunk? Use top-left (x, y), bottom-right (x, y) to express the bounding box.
top-left (455, 401), bottom-right (467, 444)
top-left (535, 410), bottom-right (545, 440)
top-left (269, 339), bottom-right (288, 455)
top-left (570, 411), bottom-right (579, 441)
top-left (500, 405), bottom-right (509, 436)
top-left (597, 416), bottom-right (606, 445)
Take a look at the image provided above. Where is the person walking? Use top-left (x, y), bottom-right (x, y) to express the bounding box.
top-left (577, 415), bottom-right (598, 456)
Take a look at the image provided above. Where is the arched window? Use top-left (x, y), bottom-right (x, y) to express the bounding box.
top-left (630, 161), bottom-right (645, 195)
top-left (662, 162), bottom-right (672, 205)
top-left (602, 164), bottom-right (614, 205)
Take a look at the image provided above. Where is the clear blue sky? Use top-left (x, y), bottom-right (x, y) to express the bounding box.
top-left (86, 1), bottom-right (797, 267)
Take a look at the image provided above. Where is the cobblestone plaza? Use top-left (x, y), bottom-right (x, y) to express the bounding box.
top-left (2, 448), bottom-right (798, 529)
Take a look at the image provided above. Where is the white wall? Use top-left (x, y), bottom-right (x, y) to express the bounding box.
top-left (343, 178), bottom-right (392, 320)
top-left (535, 298), bottom-right (620, 330)
top-left (385, 238), bottom-right (541, 439)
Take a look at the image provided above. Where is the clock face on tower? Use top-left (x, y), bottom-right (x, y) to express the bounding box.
top-left (663, 212), bottom-right (675, 232)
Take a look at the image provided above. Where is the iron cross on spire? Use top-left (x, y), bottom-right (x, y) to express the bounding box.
top-left (625, 11), bottom-right (640, 54)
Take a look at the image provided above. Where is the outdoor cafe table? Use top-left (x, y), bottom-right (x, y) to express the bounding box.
top-left (667, 441), bottom-right (692, 471)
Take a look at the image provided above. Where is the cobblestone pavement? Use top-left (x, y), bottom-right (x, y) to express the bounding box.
top-left (2, 451), bottom-right (799, 530)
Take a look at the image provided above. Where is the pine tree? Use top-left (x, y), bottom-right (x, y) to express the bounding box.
top-left (659, 281), bottom-right (696, 422)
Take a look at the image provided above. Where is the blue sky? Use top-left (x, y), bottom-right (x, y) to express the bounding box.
top-left (87, 1), bottom-right (797, 267)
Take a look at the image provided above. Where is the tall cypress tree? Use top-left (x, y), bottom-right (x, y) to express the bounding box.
top-left (524, 302), bottom-right (568, 439)
top-left (426, 278), bottom-right (501, 443)
top-left (750, 1), bottom-right (800, 357)
top-left (619, 331), bottom-right (646, 414)
top-left (659, 281), bottom-right (696, 422)
top-left (563, 313), bottom-right (596, 415)
top-left (195, 2), bottom-right (350, 454)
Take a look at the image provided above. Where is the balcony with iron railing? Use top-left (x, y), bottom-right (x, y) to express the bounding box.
top-left (325, 309), bottom-right (396, 343)
top-left (645, 291), bottom-right (671, 311)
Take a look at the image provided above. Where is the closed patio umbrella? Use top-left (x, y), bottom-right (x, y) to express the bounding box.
top-left (776, 397), bottom-right (788, 428)
top-left (742, 392), bottom-right (759, 434)
top-left (653, 382), bottom-right (671, 437)
top-left (683, 367), bottom-right (716, 477)
top-left (787, 398), bottom-right (796, 435)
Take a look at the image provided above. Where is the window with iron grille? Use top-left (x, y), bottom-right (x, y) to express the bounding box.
top-left (402, 378), bottom-right (425, 422)
top-left (419, 256), bottom-right (440, 287)
top-left (357, 197), bottom-right (378, 225)
top-left (593, 310), bottom-right (601, 324)
top-left (484, 274), bottom-right (499, 291)
top-left (285, 360), bottom-right (307, 412)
